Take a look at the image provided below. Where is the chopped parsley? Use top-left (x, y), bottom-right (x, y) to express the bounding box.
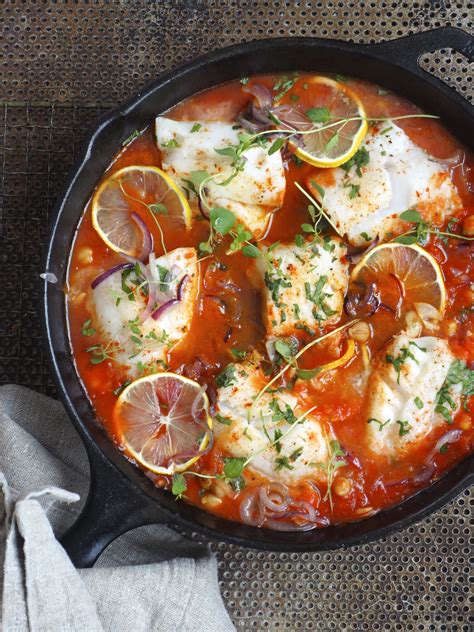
top-left (386, 342), bottom-right (425, 384)
top-left (81, 319), bottom-right (95, 337)
top-left (268, 399), bottom-right (297, 425)
top-left (435, 360), bottom-right (474, 423)
top-left (161, 138), bottom-right (180, 148)
top-left (214, 413), bottom-right (233, 426)
top-left (275, 456), bottom-right (294, 471)
top-left (215, 363), bottom-right (237, 388)
top-left (368, 417), bottom-right (391, 431)
top-left (190, 123), bottom-right (202, 133)
top-left (414, 396), bottom-right (424, 410)
top-left (344, 182), bottom-right (360, 199)
top-left (305, 276), bottom-right (336, 322)
top-left (112, 379), bottom-right (131, 397)
top-left (341, 147), bottom-right (370, 177)
top-left (396, 420), bottom-right (412, 436)
top-left (273, 74), bottom-right (298, 102)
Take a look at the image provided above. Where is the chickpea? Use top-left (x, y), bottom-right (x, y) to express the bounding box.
top-left (441, 319), bottom-right (457, 337)
top-left (201, 494), bottom-right (222, 508)
top-left (462, 214), bottom-right (474, 237)
top-left (348, 321), bottom-right (371, 343)
top-left (459, 413), bottom-right (471, 431)
top-left (333, 476), bottom-right (352, 497)
top-left (77, 246), bottom-right (94, 265)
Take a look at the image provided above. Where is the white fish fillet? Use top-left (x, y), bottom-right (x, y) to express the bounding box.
top-left (310, 123), bottom-right (462, 246)
top-left (155, 117), bottom-right (286, 237)
top-left (366, 334), bottom-right (459, 456)
top-left (260, 238), bottom-right (349, 337)
top-left (215, 359), bottom-right (329, 484)
top-left (92, 247), bottom-right (198, 375)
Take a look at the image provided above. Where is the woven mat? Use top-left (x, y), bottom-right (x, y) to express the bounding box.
top-left (1, 2), bottom-right (473, 630)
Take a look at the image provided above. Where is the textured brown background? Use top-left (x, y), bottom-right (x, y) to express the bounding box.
top-left (1, 1), bottom-right (473, 630)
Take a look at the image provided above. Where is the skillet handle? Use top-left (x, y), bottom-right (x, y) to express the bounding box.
top-left (370, 27), bottom-right (474, 69)
top-left (60, 442), bottom-right (169, 568)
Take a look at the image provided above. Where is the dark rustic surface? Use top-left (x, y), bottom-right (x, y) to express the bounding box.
top-left (1, 1), bottom-right (473, 630)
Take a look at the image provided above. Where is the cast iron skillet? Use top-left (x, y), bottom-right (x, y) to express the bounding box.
top-left (42, 28), bottom-right (474, 568)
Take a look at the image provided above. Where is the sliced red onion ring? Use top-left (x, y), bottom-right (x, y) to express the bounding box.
top-left (344, 282), bottom-right (380, 318)
top-left (242, 83), bottom-right (273, 110)
top-left (177, 274), bottom-right (189, 301)
top-left (259, 482), bottom-right (288, 513)
top-left (91, 262), bottom-right (133, 289)
top-left (237, 109), bottom-right (267, 133)
top-left (240, 488), bottom-right (266, 527)
top-left (427, 429), bottom-right (462, 463)
top-left (151, 298), bottom-right (179, 321)
top-left (130, 211), bottom-right (153, 261)
top-left (262, 518), bottom-right (319, 532)
top-left (386, 430), bottom-right (462, 488)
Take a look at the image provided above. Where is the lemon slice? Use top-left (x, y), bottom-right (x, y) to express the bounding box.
top-left (114, 372), bottom-right (212, 475)
top-left (292, 76), bottom-right (368, 168)
top-left (350, 243), bottom-right (446, 313)
top-left (92, 166), bottom-right (191, 256)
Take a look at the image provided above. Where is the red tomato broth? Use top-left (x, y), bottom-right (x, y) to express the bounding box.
top-left (67, 73), bottom-right (474, 528)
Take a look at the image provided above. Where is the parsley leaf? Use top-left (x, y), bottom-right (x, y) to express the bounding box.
top-left (215, 363), bottom-right (237, 388)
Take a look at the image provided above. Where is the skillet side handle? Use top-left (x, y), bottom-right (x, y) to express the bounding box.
top-left (60, 443), bottom-right (169, 568)
top-left (370, 27), bottom-right (474, 70)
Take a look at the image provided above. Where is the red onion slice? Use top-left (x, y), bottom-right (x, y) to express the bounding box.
top-left (240, 488), bottom-right (266, 527)
top-left (242, 83), bottom-right (273, 110)
top-left (177, 274), bottom-right (189, 301)
top-left (427, 429), bottom-right (462, 463)
top-left (151, 298), bottom-right (179, 321)
top-left (130, 211), bottom-right (153, 261)
top-left (91, 263), bottom-right (134, 289)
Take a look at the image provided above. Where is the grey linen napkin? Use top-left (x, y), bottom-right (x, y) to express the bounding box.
top-left (0, 384), bottom-right (235, 632)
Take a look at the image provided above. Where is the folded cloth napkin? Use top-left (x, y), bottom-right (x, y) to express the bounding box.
top-left (0, 384), bottom-right (235, 632)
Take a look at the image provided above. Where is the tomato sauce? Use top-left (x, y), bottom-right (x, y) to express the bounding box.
top-left (67, 73), bottom-right (474, 528)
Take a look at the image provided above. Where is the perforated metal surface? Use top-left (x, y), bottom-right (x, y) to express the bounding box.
top-left (1, 2), bottom-right (473, 630)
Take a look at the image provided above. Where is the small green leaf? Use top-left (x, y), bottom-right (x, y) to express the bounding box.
top-left (81, 319), bottom-right (96, 337)
top-left (172, 473), bottom-right (187, 498)
top-left (150, 203), bottom-right (168, 215)
top-left (274, 339), bottom-right (293, 361)
top-left (301, 223), bottom-right (315, 233)
top-left (190, 123), bottom-right (202, 133)
top-left (161, 138), bottom-right (180, 148)
top-left (223, 457), bottom-right (246, 479)
top-left (394, 235), bottom-right (418, 245)
top-left (241, 243), bottom-right (260, 258)
top-left (210, 207), bottom-right (236, 235)
top-left (296, 367), bottom-right (320, 380)
top-left (306, 107), bottom-right (331, 123)
top-left (325, 132), bottom-right (340, 153)
top-left (268, 137), bottom-right (285, 155)
top-left (311, 181), bottom-right (325, 199)
top-left (399, 209), bottom-right (422, 223)
top-left (414, 396), bottom-right (424, 410)
top-left (231, 348), bottom-right (247, 360)
top-left (215, 413), bottom-right (232, 426)
top-left (295, 234), bottom-right (305, 247)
